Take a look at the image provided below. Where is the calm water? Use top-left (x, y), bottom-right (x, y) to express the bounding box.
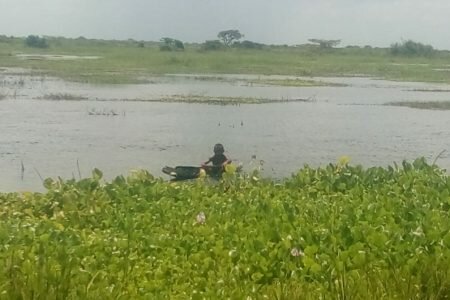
top-left (1, 70), bottom-right (450, 191)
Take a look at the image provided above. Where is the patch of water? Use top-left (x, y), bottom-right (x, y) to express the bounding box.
top-left (1, 71), bottom-right (450, 105)
top-left (16, 54), bottom-right (101, 60)
top-left (1, 71), bottom-right (450, 191)
top-left (1, 99), bottom-right (450, 192)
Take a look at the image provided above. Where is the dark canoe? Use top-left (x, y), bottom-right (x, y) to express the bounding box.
top-left (162, 165), bottom-right (223, 180)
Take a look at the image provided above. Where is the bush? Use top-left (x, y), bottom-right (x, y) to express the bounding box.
top-left (159, 38), bottom-right (184, 51)
top-left (24, 35), bottom-right (49, 48)
top-left (390, 40), bottom-right (434, 57)
top-left (234, 40), bottom-right (264, 49)
top-left (159, 45), bottom-right (171, 51)
top-left (0, 35), bottom-right (12, 43)
top-left (201, 40), bottom-right (224, 51)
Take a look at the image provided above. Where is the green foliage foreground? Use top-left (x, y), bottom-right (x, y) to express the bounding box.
top-left (1, 158), bottom-right (450, 299)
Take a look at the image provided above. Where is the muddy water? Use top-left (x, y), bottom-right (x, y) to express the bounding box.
top-left (1, 69), bottom-right (450, 191)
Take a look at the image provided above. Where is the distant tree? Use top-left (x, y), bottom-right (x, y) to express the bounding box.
top-left (25, 35), bottom-right (49, 48)
top-left (234, 40), bottom-right (264, 49)
top-left (159, 37), bottom-right (184, 51)
top-left (137, 41), bottom-right (145, 48)
top-left (201, 40), bottom-right (225, 51)
top-left (308, 39), bottom-right (341, 49)
top-left (0, 35), bottom-right (10, 43)
top-left (217, 30), bottom-right (243, 47)
top-left (390, 40), bottom-right (434, 57)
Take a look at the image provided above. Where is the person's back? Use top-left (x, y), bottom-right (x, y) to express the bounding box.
top-left (210, 153), bottom-right (228, 166)
top-left (202, 143), bottom-right (230, 177)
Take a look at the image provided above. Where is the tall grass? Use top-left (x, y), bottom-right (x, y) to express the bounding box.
top-left (1, 36), bottom-right (450, 84)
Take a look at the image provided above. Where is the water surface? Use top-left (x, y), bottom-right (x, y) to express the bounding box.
top-left (1, 70), bottom-right (449, 191)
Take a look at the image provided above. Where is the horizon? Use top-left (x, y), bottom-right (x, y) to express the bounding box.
top-left (1, 33), bottom-right (443, 51)
top-left (1, 0), bottom-right (450, 50)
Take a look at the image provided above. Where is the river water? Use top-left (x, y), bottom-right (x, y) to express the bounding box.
top-left (1, 69), bottom-right (450, 191)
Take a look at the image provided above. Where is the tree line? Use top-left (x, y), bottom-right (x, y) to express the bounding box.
top-left (19, 33), bottom-right (438, 57)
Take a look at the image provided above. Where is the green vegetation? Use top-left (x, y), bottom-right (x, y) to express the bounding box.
top-left (38, 93), bottom-right (88, 101)
top-left (252, 78), bottom-right (347, 87)
top-left (157, 94), bottom-right (314, 104)
top-left (386, 100), bottom-right (450, 110)
top-left (234, 40), bottom-right (265, 50)
top-left (159, 38), bottom-right (184, 52)
top-left (201, 40), bottom-right (225, 51)
top-left (390, 40), bottom-right (435, 57)
top-left (308, 39), bottom-right (341, 49)
top-left (0, 36), bottom-right (450, 84)
top-left (24, 35), bottom-right (49, 49)
top-left (1, 158), bottom-right (450, 298)
top-left (410, 88), bottom-right (450, 92)
top-left (217, 29), bottom-right (243, 47)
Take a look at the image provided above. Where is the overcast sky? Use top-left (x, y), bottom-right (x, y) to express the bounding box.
top-left (1, 0), bottom-right (449, 49)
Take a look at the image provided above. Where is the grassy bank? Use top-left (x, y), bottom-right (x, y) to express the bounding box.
top-left (1, 158), bottom-right (450, 299)
top-left (1, 36), bottom-right (450, 84)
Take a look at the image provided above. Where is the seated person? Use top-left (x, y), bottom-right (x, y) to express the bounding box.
top-left (202, 143), bottom-right (231, 176)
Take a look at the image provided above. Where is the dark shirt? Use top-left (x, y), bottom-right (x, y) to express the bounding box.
top-left (209, 154), bottom-right (228, 166)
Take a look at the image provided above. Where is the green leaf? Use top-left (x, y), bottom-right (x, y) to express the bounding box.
top-left (92, 168), bottom-right (103, 180)
top-left (304, 245), bottom-right (319, 256)
top-left (43, 178), bottom-right (54, 189)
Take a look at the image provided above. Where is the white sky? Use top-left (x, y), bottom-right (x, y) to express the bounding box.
top-left (1, 0), bottom-right (449, 49)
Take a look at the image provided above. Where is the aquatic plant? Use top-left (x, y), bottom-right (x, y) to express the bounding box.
top-left (38, 93), bottom-right (88, 101)
top-left (1, 158), bottom-right (450, 298)
top-left (385, 100), bottom-right (450, 110)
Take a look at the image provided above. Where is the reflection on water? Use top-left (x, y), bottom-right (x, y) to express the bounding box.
top-left (1, 70), bottom-right (450, 191)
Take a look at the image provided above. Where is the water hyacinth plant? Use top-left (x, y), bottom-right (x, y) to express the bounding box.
top-left (1, 158), bottom-right (450, 299)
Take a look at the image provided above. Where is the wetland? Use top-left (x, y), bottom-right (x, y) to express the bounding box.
top-left (1, 38), bottom-right (450, 191)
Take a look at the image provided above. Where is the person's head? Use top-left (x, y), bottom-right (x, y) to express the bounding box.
top-left (213, 143), bottom-right (224, 155)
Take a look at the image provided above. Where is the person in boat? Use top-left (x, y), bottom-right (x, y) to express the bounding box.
top-left (202, 143), bottom-right (231, 176)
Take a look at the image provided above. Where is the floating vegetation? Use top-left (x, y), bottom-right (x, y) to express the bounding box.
top-left (190, 75), bottom-right (229, 82)
top-left (409, 88), bottom-right (450, 92)
top-left (385, 100), bottom-right (450, 110)
top-left (38, 93), bottom-right (88, 101)
top-left (158, 94), bottom-right (316, 105)
top-left (0, 78), bottom-right (25, 87)
top-left (250, 78), bottom-right (348, 87)
top-left (167, 74), bottom-right (347, 87)
top-left (1, 158), bottom-right (450, 298)
top-left (88, 108), bottom-right (122, 116)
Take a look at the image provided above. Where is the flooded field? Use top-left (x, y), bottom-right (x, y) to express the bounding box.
top-left (1, 68), bottom-right (450, 191)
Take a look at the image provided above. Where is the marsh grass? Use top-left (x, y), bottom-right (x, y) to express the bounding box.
top-left (29, 93), bottom-right (314, 105)
top-left (158, 94), bottom-right (315, 104)
top-left (252, 78), bottom-right (348, 87)
top-left (38, 93), bottom-right (88, 100)
top-left (386, 101), bottom-right (450, 110)
top-left (1, 37), bottom-right (450, 84)
top-left (410, 88), bottom-right (450, 92)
